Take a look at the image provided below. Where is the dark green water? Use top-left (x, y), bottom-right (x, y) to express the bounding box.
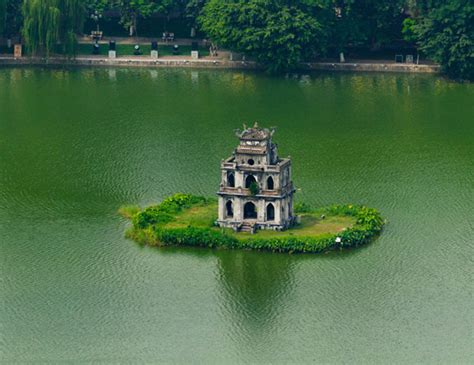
top-left (1, 68), bottom-right (473, 363)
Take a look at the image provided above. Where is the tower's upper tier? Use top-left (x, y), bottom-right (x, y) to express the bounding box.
top-left (233, 123), bottom-right (278, 166)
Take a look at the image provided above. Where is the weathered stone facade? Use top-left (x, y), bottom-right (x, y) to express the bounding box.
top-left (216, 123), bottom-right (295, 233)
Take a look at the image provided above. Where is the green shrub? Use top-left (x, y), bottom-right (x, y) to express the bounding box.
top-left (131, 193), bottom-right (208, 229)
top-left (294, 202), bottom-right (312, 213)
top-left (249, 182), bottom-right (260, 196)
top-left (118, 205), bottom-right (141, 219)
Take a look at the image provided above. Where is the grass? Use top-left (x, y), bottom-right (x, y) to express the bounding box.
top-left (75, 43), bottom-right (210, 57)
top-left (243, 215), bottom-right (355, 238)
top-left (118, 205), bottom-right (141, 219)
top-left (165, 201), bottom-right (217, 229)
top-left (157, 200), bottom-right (356, 239)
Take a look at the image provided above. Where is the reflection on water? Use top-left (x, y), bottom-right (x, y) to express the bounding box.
top-left (216, 251), bottom-right (295, 338)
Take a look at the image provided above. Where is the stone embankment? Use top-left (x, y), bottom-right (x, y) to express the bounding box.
top-left (0, 55), bottom-right (440, 73)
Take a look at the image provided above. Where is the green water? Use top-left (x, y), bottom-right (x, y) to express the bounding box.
top-left (0, 68), bottom-right (473, 363)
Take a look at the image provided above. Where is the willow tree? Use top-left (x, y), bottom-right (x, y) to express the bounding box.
top-left (22, 0), bottom-right (84, 57)
top-left (58, 0), bottom-right (85, 55)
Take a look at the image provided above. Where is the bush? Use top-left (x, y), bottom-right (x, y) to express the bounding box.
top-left (131, 193), bottom-right (208, 229)
top-left (294, 202), bottom-right (312, 213)
top-left (414, 1), bottom-right (473, 81)
top-left (249, 181), bottom-right (260, 196)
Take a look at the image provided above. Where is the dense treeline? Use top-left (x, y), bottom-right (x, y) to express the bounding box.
top-left (0, 0), bottom-right (472, 79)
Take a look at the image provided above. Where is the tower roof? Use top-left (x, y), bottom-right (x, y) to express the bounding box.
top-left (235, 122), bottom-right (275, 141)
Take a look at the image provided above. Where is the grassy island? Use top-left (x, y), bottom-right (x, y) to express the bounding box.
top-left (120, 194), bottom-right (385, 254)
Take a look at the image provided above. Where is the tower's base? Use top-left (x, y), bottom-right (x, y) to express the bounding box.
top-left (216, 217), bottom-right (295, 234)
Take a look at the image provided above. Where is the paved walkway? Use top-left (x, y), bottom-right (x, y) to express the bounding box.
top-left (77, 36), bottom-right (206, 46)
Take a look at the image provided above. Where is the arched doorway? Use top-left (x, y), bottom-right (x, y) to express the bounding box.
top-left (267, 176), bottom-right (274, 190)
top-left (226, 200), bottom-right (233, 218)
top-left (227, 172), bottom-right (235, 187)
top-left (243, 202), bottom-right (257, 219)
top-left (245, 175), bottom-right (257, 188)
top-left (266, 203), bottom-right (275, 221)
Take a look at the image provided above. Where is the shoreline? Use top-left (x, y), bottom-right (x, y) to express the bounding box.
top-left (122, 194), bottom-right (385, 254)
top-left (0, 55), bottom-right (440, 73)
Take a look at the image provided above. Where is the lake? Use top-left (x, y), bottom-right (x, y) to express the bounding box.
top-left (0, 67), bottom-right (472, 363)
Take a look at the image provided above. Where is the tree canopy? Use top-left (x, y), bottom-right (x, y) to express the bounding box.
top-left (0, 0), bottom-right (5, 34)
top-left (22, 0), bottom-right (84, 56)
top-left (199, 0), bottom-right (328, 73)
top-left (415, 0), bottom-right (473, 80)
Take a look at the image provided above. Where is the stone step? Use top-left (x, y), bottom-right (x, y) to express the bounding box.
top-left (239, 222), bottom-right (255, 233)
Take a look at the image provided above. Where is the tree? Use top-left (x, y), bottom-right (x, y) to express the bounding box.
top-left (1, 0), bottom-right (22, 39)
top-left (184, 0), bottom-right (205, 31)
top-left (401, 17), bottom-right (417, 44)
top-left (0, 0), bottom-right (5, 34)
top-left (22, 0), bottom-right (61, 56)
top-left (415, 0), bottom-right (473, 81)
top-left (199, 0), bottom-right (328, 73)
top-left (112, 0), bottom-right (158, 36)
top-left (85, 0), bottom-right (109, 32)
top-left (22, 0), bottom-right (84, 56)
top-left (330, 0), bottom-right (406, 51)
top-left (58, 0), bottom-right (85, 55)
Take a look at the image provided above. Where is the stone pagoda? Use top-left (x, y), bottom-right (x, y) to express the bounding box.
top-left (216, 123), bottom-right (295, 233)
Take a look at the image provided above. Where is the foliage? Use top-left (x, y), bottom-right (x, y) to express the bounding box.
top-left (329, 0), bottom-right (406, 52)
top-left (414, 0), bottom-right (473, 81)
top-left (112, 0), bottom-right (156, 36)
top-left (58, 0), bottom-right (85, 55)
top-left (184, 0), bottom-right (205, 28)
top-left (111, 0), bottom-right (181, 35)
top-left (402, 17), bottom-right (417, 43)
top-left (199, 0), bottom-right (327, 73)
top-left (131, 193), bottom-right (208, 229)
top-left (22, 0), bottom-right (84, 56)
top-left (85, 0), bottom-right (109, 31)
top-left (0, 0), bottom-right (6, 34)
top-left (85, 0), bottom-right (109, 16)
top-left (118, 204), bottom-right (141, 219)
top-left (1, 0), bottom-right (22, 37)
top-left (249, 181), bottom-right (260, 196)
top-left (124, 194), bottom-right (385, 254)
top-left (294, 202), bottom-right (312, 213)
top-left (22, 0), bottom-right (61, 56)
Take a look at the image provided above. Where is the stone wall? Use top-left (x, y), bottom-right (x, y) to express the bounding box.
top-left (0, 55), bottom-right (441, 73)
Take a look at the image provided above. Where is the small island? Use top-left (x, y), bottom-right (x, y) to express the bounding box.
top-left (121, 124), bottom-right (384, 253)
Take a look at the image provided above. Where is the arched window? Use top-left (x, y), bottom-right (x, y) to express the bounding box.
top-left (244, 202), bottom-right (257, 219)
top-left (227, 172), bottom-right (235, 187)
top-left (245, 175), bottom-right (257, 188)
top-left (247, 159), bottom-right (255, 165)
top-left (267, 176), bottom-right (274, 190)
top-left (226, 200), bottom-right (233, 218)
top-left (266, 203), bottom-right (275, 221)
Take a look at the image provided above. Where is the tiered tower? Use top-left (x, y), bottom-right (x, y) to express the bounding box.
top-left (216, 123), bottom-right (295, 233)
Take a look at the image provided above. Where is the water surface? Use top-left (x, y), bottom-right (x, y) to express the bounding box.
top-left (0, 68), bottom-right (473, 363)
